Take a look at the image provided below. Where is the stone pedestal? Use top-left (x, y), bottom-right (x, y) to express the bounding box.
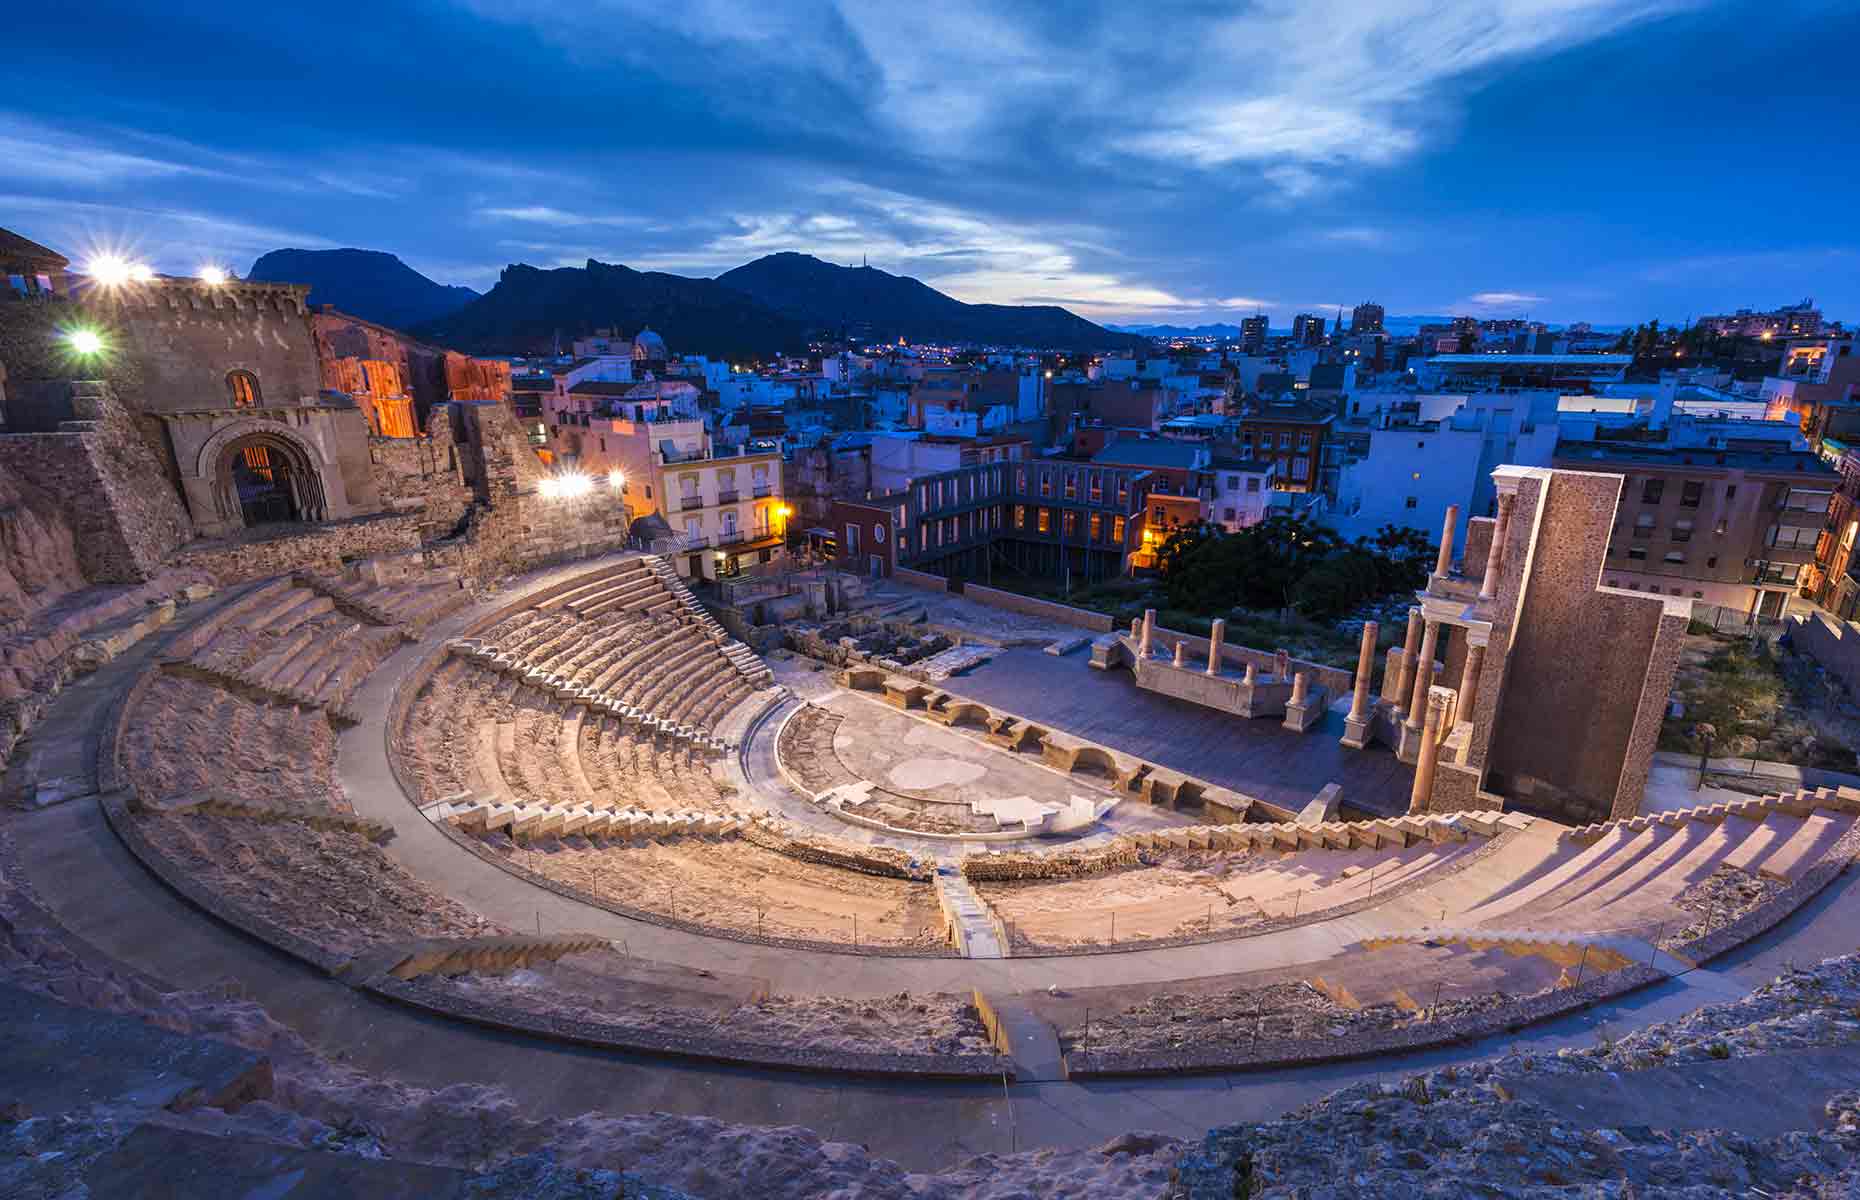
top-left (1207, 618), bottom-right (1225, 675)
top-left (1281, 675), bottom-right (1328, 733)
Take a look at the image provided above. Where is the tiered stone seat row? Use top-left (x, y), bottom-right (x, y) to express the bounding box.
top-left (424, 793), bottom-right (755, 843)
top-left (1454, 790), bottom-right (1860, 938)
top-left (120, 674), bottom-right (346, 811)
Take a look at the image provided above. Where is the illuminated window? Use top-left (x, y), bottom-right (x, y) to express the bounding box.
top-left (1112, 516), bottom-right (1126, 541)
top-left (227, 370), bottom-right (261, 408)
top-left (1014, 504), bottom-right (1026, 528)
top-left (1090, 514), bottom-right (1102, 540)
top-left (1064, 510), bottom-right (1078, 536)
top-left (1038, 508), bottom-right (1051, 533)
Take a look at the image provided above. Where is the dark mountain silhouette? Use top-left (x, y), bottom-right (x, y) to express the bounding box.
top-left (410, 259), bottom-right (806, 359)
top-left (1107, 322), bottom-right (1244, 338)
top-left (716, 253), bottom-right (1147, 351)
top-left (247, 248), bottom-right (478, 329)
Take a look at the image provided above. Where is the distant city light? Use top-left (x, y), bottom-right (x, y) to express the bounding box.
top-left (199, 265), bottom-right (228, 285)
top-left (66, 329), bottom-right (104, 355)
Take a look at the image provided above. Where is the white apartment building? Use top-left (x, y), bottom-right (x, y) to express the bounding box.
top-left (1208, 457), bottom-right (1276, 531)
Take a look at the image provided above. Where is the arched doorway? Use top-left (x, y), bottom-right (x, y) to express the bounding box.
top-left (215, 433), bottom-right (327, 529)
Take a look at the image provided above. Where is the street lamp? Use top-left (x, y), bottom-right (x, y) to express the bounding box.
top-left (198, 265), bottom-right (228, 285)
top-left (65, 328), bottom-right (105, 356)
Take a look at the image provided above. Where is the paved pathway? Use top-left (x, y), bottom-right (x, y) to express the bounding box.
top-left (9, 563), bottom-right (1860, 1172)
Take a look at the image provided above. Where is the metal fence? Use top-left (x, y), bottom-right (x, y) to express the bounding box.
top-left (1689, 602), bottom-right (1787, 639)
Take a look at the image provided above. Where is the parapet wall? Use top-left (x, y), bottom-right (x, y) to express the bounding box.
top-left (1150, 624), bottom-right (1352, 695)
top-left (959, 584), bottom-right (1115, 632)
top-left (892, 566), bottom-right (947, 592)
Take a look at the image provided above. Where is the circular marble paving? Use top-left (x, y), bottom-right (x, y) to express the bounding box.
top-left (887, 757), bottom-right (989, 791)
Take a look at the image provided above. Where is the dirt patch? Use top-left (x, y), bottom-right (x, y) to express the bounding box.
top-left (1661, 633), bottom-right (1860, 770)
top-left (1661, 864), bottom-right (1789, 948)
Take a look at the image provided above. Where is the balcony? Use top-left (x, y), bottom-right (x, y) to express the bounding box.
top-left (717, 489), bottom-right (740, 505)
top-left (752, 483), bottom-right (772, 498)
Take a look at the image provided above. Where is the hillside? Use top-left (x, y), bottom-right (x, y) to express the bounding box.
top-left (411, 259), bottom-right (805, 359)
top-left (246, 248), bottom-right (478, 329)
top-left (717, 253), bottom-right (1147, 351)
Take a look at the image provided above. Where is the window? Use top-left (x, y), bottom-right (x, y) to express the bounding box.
top-left (1714, 519), bottom-right (1728, 536)
top-left (1063, 470), bottom-right (1077, 499)
top-left (1152, 505), bottom-right (1165, 523)
top-left (1784, 489), bottom-right (1832, 513)
top-left (1278, 432), bottom-right (1293, 450)
top-left (1693, 591), bottom-right (1704, 598)
top-left (1226, 475), bottom-right (1240, 489)
top-left (1672, 519), bottom-right (1694, 542)
top-left (1297, 432), bottom-right (1312, 452)
top-left (845, 524), bottom-right (859, 555)
top-left (1405, 496), bottom-right (1417, 509)
top-left (1664, 550), bottom-right (1686, 563)
top-left (1706, 555), bottom-right (1718, 568)
top-left (1038, 508), bottom-right (1051, 533)
top-left (1116, 479), bottom-right (1129, 504)
top-left (1291, 458), bottom-right (1309, 481)
top-left (1725, 485), bottom-right (1737, 501)
top-left (1222, 507), bottom-right (1235, 521)
top-left (1040, 471), bottom-right (1053, 497)
top-left (1015, 504), bottom-right (1026, 529)
top-left (1769, 524), bottom-right (1818, 549)
top-left (227, 370), bottom-right (261, 408)
top-left (1641, 478), bottom-right (1665, 504)
top-left (1063, 510), bottom-right (1078, 536)
top-left (1633, 513), bottom-right (1655, 539)
top-left (1090, 514), bottom-right (1103, 540)
top-left (1112, 516), bottom-right (1126, 542)
top-left (1625, 547), bottom-right (1647, 561)
top-left (1680, 481), bottom-right (1704, 508)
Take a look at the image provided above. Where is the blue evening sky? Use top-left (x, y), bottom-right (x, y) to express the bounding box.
top-left (5, 1), bottom-right (1855, 326)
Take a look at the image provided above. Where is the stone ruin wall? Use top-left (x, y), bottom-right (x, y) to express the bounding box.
top-left (0, 459), bottom-right (86, 627)
top-left (0, 382), bottom-right (193, 592)
top-left (960, 842), bottom-right (1143, 882)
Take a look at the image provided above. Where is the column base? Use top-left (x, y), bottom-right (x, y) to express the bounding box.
top-left (1281, 688), bottom-right (1328, 733)
top-left (1340, 713), bottom-right (1372, 749)
top-left (1394, 720), bottom-right (1429, 764)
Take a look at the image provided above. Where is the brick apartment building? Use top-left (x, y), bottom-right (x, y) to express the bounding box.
top-left (1553, 439), bottom-right (1837, 619)
top-left (1238, 395), bottom-right (1333, 492)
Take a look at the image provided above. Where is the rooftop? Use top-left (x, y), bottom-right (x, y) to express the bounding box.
top-left (1553, 438), bottom-right (1838, 476)
top-left (1428, 354), bottom-right (1634, 366)
top-left (1091, 438), bottom-right (1207, 470)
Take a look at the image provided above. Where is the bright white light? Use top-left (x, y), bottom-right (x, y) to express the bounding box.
top-left (199, 266), bottom-right (228, 285)
top-left (86, 255), bottom-right (133, 286)
top-left (540, 472), bottom-right (592, 500)
top-left (66, 329), bottom-right (104, 355)
top-left (607, 468), bottom-right (625, 490)
top-left (129, 264), bottom-right (155, 283)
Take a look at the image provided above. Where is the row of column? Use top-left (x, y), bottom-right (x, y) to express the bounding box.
top-left (1432, 489), bottom-right (1518, 603)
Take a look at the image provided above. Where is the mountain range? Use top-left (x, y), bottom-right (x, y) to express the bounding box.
top-left (249, 247), bottom-right (1143, 357)
top-left (247, 248), bottom-right (479, 329)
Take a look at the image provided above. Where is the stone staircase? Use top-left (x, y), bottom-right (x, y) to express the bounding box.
top-left (644, 555), bottom-right (775, 688)
top-left (1360, 928), bottom-right (1660, 974)
top-left (935, 865), bottom-right (1008, 958)
top-left (290, 570), bottom-right (413, 637)
top-left (350, 931), bottom-right (613, 981)
top-left (158, 657), bottom-right (359, 726)
top-left (422, 791), bottom-right (758, 844)
top-left (445, 638), bottom-right (733, 756)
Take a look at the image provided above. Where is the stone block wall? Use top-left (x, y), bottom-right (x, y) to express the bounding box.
top-left (367, 432), bottom-right (472, 539)
top-left (892, 566), bottom-right (947, 593)
top-left (960, 584), bottom-right (1115, 632)
top-left (1792, 612), bottom-right (1860, 695)
top-left (170, 514), bottom-right (426, 585)
top-left (0, 383), bottom-right (192, 586)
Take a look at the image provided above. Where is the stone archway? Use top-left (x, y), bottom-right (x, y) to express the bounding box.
top-left (213, 430), bottom-right (328, 529)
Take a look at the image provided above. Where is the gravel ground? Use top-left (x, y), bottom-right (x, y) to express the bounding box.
top-left (1662, 863), bottom-right (1788, 948)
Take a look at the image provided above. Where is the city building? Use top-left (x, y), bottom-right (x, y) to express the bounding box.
top-left (1698, 299), bottom-right (1822, 340)
top-left (1291, 313), bottom-right (1326, 347)
top-left (1207, 456), bottom-right (1276, 531)
top-left (1239, 314), bottom-right (1269, 354)
top-left (1350, 301), bottom-right (1385, 336)
top-left (1552, 437), bottom-right (1835, 619)
top-left (1238, 396), bottom-right (1333, 492)
top-left (1760, 335), bottom-right (1859, 445)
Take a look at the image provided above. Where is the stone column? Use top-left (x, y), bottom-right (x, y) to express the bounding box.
top-left (1345, 620), bottom-right (1378, 724)
top-left (1456, 641), bottom-right (1487, 729)
top-left (1395, 607), bottom-right (1423, 712)
top-left (1435, 504), bottom-right (1459, 578)
top-left (1405, 620), bottom-right (1441, 731)
top-left (1243, 662), bottom-right (1257, 685)
top-left (1289, 671), bottom-right (1308, 707)
top-left (1130, 617), bottom-right (1141, 639)
top-left (1140, 608), bottom-right (1155, 658)
top-left (1207, 618), bottom-right (1225, 675)
top-left (1381, 647), bottom-right (1405, 703)
top-left (1479, 492), bottom-right (1517, 602)
top-left (1408, 688), bottom-right (1447, 815)
top-left (1172, 641), bottom-right (1186, 667)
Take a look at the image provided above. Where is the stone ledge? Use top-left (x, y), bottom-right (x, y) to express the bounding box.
top-left (1066, 963), bottom-right (1669, 1078)
top-left (367, 975), bottom-right (1006, 1079)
